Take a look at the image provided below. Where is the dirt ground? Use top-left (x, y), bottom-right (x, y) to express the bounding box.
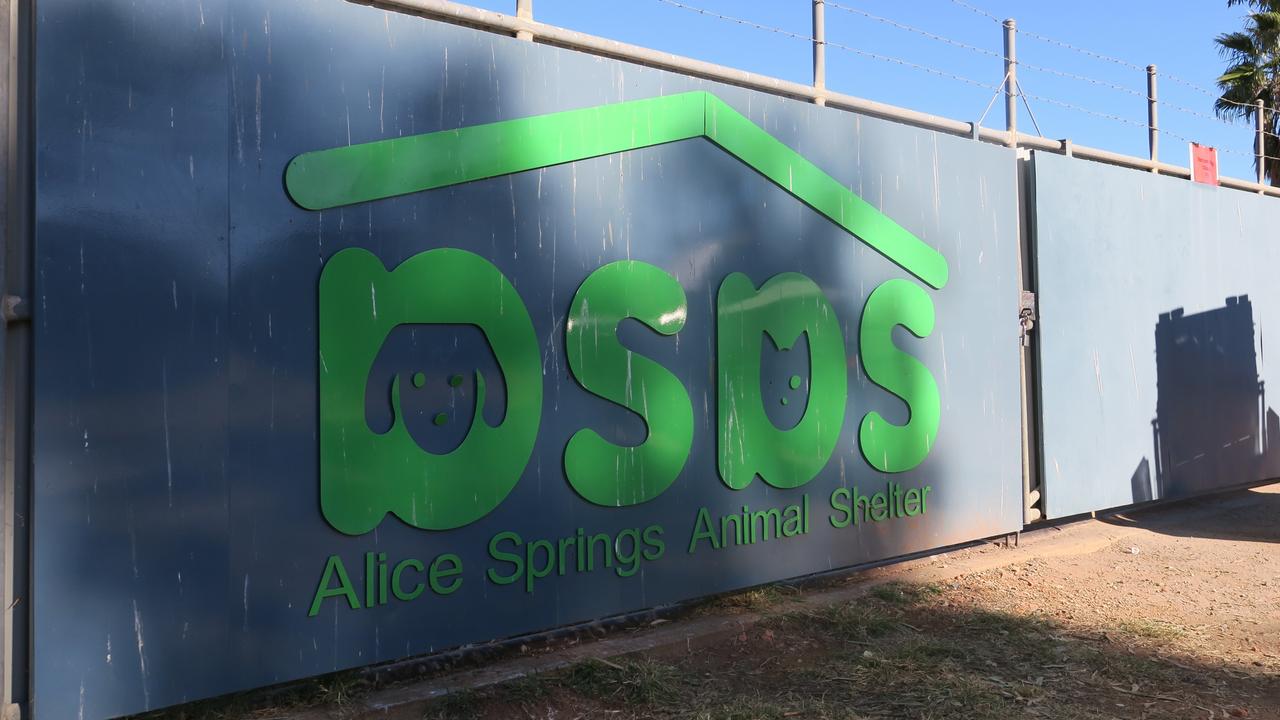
top-left (147, 484), bottom-right (1280, 720)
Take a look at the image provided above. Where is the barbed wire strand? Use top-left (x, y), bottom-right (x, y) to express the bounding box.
top-left (1161, 126), bottom-right (1280, 161)
top-left (946, 0), bottom-right (1002, 24)
top-left (1161, 99), bottom-right (1280, 140)
top-left (1019, 92), bottom-right (1147, 128)
top-left (652, 0), bottom-right (999, 90)
top-left (1018, 62), bottom-right (1143, 98)
top-left (657, 0), bottom-right (1277, 156)
top-left (944, 0), bottom-right (1268, 112)
top-left (825, 2), bottom-right (1001, 58)
top-left (830, 1), bottom-right (1148, 99)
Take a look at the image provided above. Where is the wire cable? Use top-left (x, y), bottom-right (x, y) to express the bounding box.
top-left (826, 2), bottom-right (1002, 59)
top-left (946, 0), bottom-right (1002, 24)
top-left (946, 0), bottom-right (1267, 115)
top-left (1019, 91), bottom-right (1147, 128)
top-left (1160, 126), bottom-right (1280, 161)
top-left (1160, 99), bottom-right (1280, 140)
top-left (651, 0), bottom-right (999, 90)
top-left (832, 1), bottom-right (1144, 99)
top-left (1017, 62), bottom-right (1143, 98)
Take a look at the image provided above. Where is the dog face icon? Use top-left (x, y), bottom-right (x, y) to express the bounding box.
top-left (318, 248), bottom-right (541, 535)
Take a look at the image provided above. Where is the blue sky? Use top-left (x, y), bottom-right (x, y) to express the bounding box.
top-left (460, 0), bottom-right (1261, 181)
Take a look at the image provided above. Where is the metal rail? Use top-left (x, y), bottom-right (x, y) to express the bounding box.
top-left (353, 0), bottom-right (1280, 198)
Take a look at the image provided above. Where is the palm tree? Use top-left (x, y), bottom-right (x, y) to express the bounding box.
top-left (1215, 0), bottom-right (1280, 185)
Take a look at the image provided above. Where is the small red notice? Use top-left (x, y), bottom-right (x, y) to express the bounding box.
top-left (1190, 143), bottom-right (1219, 186)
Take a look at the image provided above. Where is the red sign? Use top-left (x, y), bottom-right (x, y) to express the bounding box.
top-left (1190, 143), bottom-right (1219, 186)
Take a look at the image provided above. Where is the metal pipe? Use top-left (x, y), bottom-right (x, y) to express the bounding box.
top-left (1147, 65), bottom-right (1158, 172)
top-left (812, 0), bottom-right (825, 107)
top-left (514, 0), bottom-right (532, 41)
top-left (354, 0), bottom-right (976, 135)
top-left (1258, 98), bottom-right (1266, 187)
top-left (1003, 19), bottom-right (1017, 148)
top-left (357, 0), bottom-right (1280, 201)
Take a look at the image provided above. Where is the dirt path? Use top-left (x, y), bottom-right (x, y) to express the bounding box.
top-left (149, 485), bottom-right (1280, 720)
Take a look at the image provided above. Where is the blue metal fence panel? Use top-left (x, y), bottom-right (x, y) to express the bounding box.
top-left (1034, 150), bottom-right (1280, 518)
top-left (32, 1), bottom-right (1023, 716)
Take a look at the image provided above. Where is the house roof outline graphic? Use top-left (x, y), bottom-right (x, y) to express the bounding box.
top-left (284, 91), bottom-right (949, 290)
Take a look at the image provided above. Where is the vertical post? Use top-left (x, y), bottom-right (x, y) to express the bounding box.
top-left (812, 0), bottom-right (826, 106)
top-left (1257, 98), bottom-right (1266, 187)
top-left (1147, 65), bottom-right (1159, 172)
top-left (515, 0), bottom-right (533, 41)
top-left (1003, 18), bottom-right (1017, 147)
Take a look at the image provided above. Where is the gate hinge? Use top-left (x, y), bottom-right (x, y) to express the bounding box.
top-left (1018, 290), bottom-right (1037, 347)
top-left (2, 295), bottom-right (29, 325)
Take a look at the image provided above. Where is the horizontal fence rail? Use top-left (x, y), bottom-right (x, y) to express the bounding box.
top-left (353, 0), bottom-right (1280, 199)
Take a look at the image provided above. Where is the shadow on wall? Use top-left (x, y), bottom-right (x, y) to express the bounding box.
top-left (1131, 295), bottom-right (1280, 504)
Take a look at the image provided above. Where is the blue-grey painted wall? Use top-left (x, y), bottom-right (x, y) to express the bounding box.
top-left (1034, 150), bottom-right (1280, 518)
top-left (32, 1), bottom-right (1022, 717)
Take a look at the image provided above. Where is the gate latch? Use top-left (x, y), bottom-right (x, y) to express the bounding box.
top-left (1018, 291), bottom-right (1037, 347)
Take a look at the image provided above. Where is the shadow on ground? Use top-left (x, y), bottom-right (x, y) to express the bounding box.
top-left (1102, 485), bottom-right (1279, 545)
top-left (410, 580), bottom-right (1277, 720)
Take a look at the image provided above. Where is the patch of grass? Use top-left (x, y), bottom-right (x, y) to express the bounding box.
top-left (556, 657), bottom-right (686, 705)
top-left (869, 582), bottom-right (943, 605)
top-left (689, 697), bottom-right (792, 720)
top-left (891, 636), bottom-right (970, 669)
top-left (128, 669), bottom-right (373, 720)
top-left (796, 602), bottom-right (899, 643)
top-left (1117, 618), bottom-right (1185, 641)
top-left (495, 674), bottom-right (552, 703)
top-left (710, 583), bottom-right (792, 612)
top-left (423, 689), bottom-right (482, 719)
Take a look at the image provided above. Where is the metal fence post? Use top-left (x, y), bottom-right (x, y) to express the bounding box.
top-left (1003, 18), bottom-right (1017, 148)
top-left (1258, 98), bottom-right (1266, 188)
top-left (812, 0), bottom-right (826, 107)
top-left (1147, 65), bottom-right (1158, 173)
top-left (515, 0), bottom-right (533, 41)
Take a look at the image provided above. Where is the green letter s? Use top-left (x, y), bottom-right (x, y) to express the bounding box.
top-left (564, 261), bottom-right (693, 506)
top-left (858, 279), bottom-right (939, 473)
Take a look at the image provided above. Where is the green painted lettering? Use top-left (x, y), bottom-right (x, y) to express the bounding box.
top-left (564, 261), bottom-right (693, 506)
top-left (429, 554), bottom-right (463, 595)
top-left (858, 278), bottom-right (940, 473)
top-left (391, 559), bottom-right (425, 601)
top-left (487, 531), bottom-right (524, 585)
top-left (717, 272), bottom-right (847, 490)
top-left (309, 555), bottom-right (360, 617)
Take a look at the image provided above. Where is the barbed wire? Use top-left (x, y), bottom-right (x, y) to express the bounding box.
top-left (655, 0), bottom-right (1277, 158)
top-left (1160, 126), bottom-right (1280, 161)
top-left (1018, 92), bottom-right (1148, 128)
top-left (1017, 62), bottom-right (1143, 98)
top-left (825, 2), bottom-right (1002, 58)
top-left (945, 0), bottom-right (1002, 24)
top-left (652, 0), bottom-right (998, 90)
top-left (830, 1), bottom-right (1148, 100)
top-left (1160, 99), bottom-right (1280, 140)
top-left (947, 0), bottom-right (1280, 119)
top-left (945, 0), bottom-right (1261, 108)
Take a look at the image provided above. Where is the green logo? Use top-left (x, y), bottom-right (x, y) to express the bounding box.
top-left (293, 91), bottom-right (949, 536)
top-left (318, 248), bottom-right (541, 535)
top-left (717, 272), bottom-right (847, 490)
top-left (565, 261), bottom-right (694, 506)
